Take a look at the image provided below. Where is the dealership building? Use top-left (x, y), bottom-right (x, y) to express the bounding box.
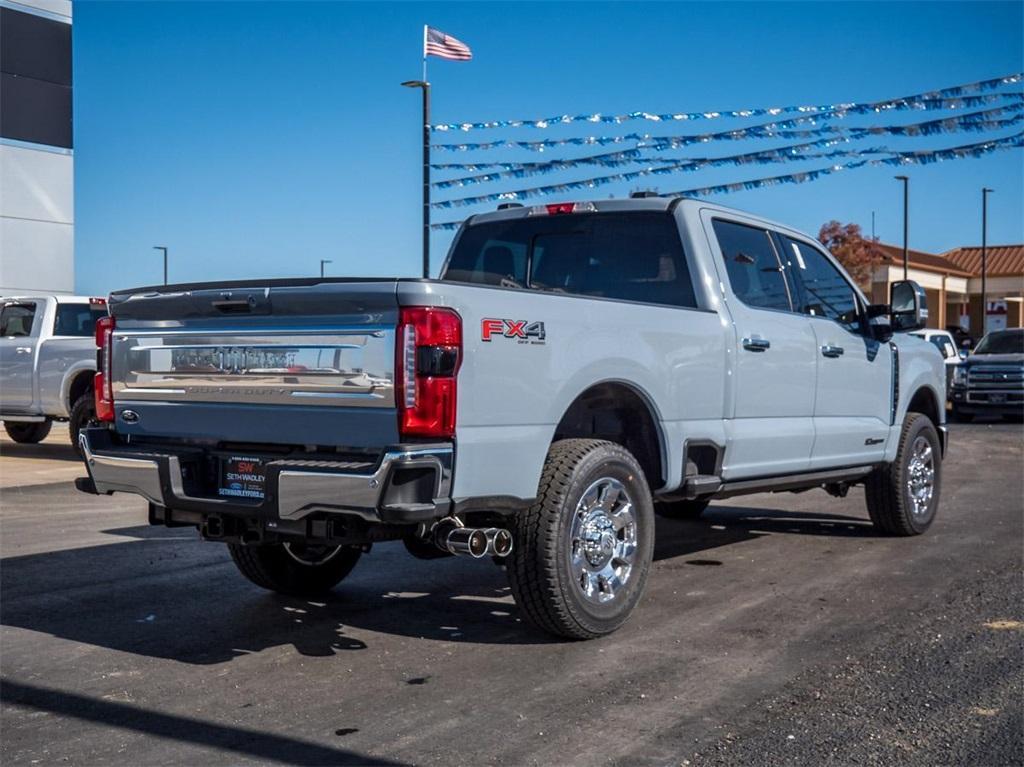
top-left (869, 242), bottom-right (1024, 336)
top-left (0, 0), bottom-right (73, 296)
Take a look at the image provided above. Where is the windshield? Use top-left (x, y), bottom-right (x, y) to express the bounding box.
top-left (973, 330), bottom-right (1024, 355)
top-left (442, 212), bottom-right (697, 308)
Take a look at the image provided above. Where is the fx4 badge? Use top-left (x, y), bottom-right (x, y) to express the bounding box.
top-left (481, 318), bottom-right (546, 345)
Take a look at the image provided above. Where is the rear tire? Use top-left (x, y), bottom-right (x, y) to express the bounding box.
top-left (864, 413), bottom-right (941, 536)
top-left (3, 419), bottom-right (52, 444)
top-left (228, 542), bottom-right (362, 596)
top-left (506, 439), bottom-right (655, 640)
top-left (69, 392), bottom-right (95, 455)
top-left (655, 497), bottom-right (710, 520)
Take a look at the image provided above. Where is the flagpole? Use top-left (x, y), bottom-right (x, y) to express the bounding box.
top-left (421, 25), bottom-right (430, 278)
top-left (422, 81), bottom-right (431, 278)
top-left (402, 25), bottom-right (431, 279)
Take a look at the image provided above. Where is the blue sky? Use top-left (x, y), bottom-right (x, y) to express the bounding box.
top-left (73, 1), bottom-right (1023, 293)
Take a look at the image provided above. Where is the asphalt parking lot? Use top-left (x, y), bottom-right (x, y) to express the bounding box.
top-left (1, 420), bottom-right (1021, 766)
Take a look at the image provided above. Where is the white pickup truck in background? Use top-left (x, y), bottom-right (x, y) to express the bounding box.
top-left (1, 295), bottom-right (107, 452)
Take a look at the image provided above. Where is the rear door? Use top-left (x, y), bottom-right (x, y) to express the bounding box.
top-left (776, 234), bottom-right (891, 468)
top-left (704, 214), bottom-right (817, 478)
top-left (0, 300), bottom-right (41, 410)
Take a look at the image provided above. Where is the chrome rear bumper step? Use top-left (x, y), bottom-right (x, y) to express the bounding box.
top-left (78, 428), bottom-right (452, 525)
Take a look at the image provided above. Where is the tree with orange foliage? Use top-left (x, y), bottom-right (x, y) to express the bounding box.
top-left (818, 221), bottom-right (886, 288)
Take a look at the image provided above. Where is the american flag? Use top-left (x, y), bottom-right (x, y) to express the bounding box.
top-left (424, 26), bottom-right (472, 61)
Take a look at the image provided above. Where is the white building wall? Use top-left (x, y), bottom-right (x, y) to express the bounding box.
top-left (0, 0), bottom-right (73, 296)
top-left (0, 144), bottom-right (74, 294)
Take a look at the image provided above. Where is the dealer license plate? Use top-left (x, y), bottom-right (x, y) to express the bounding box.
top-left (219, 456), bottom-right (266, 499)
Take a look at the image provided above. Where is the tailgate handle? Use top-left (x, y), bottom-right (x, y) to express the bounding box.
top-left (211, 298), bottom-right (256, 313)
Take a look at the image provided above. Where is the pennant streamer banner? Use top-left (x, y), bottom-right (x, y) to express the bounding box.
top-left (432, 131), bottom-right (1024, 209)
top-left (432, 106), bottom-right (1024, 189)
top-left (431, 73), bottom-right (1022, 132)
top-left (432, 94), bottom-right (1024, 152)
top-left (429, 133), bottom-right (1024, 229)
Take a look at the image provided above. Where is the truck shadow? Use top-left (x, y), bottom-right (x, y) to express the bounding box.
top-left (0, 439), bottom-right (81, 462)
top-left (1, 506), bottom-right (876, 664)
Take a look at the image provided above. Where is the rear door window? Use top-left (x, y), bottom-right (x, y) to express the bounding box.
top-left (444, 212), bottom-right (697, 308)
top-left (711, 219), bottom-right (792, 311)
top-left (53, 303), bottom-right (107, 337)
top-left (0, 303), bottom-right (37, 337)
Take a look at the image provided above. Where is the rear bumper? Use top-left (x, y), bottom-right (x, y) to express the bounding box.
top-left (78, 427), bottom-right (452, 525)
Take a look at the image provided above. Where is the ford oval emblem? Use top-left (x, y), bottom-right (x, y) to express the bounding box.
top-left (121, 410), bottom-right (140, 424)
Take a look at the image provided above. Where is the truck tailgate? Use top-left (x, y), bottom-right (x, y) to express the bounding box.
top-left (107, 281), bottom-right (400, 447)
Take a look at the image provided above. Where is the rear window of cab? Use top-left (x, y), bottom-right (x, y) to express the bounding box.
top-left (53, 304), bottom-right (107, 337)
top-left (442, 211), bottom-right (697, 309)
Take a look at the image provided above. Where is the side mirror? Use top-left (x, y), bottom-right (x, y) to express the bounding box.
top-left (890, 280), bottom-right (928, 332)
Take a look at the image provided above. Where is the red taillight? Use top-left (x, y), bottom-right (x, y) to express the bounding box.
top-left (397, 307), bottom-right (461, 439)
top-left (94, 315), bottom-right (115, 422)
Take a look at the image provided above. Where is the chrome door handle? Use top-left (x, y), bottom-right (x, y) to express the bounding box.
top-left (15, 347), bottom-right (32, 354)
top-left (742, 337), bottom-right (771, 352)
top-left (821, 344), bottom-right (845, 358)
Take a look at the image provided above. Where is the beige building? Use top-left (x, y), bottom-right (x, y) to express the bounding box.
top-left (868, 243), bottom-right (1024, 336)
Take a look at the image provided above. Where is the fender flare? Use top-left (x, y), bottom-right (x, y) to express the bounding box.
top-left (61, 362), bottom-right (96, 416)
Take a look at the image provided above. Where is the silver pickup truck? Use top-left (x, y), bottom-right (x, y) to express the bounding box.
top-left (77, 197), bottom-right (947, 639)
top-left (1, 295), bottom-right (106, 452)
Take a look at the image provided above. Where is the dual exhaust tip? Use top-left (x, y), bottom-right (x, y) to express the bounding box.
top-left (435, 523), bottom-right (513, 558)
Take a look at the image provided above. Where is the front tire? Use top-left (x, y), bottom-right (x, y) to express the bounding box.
top-left (228, 542), bottom-right (362, 596)
top-left (69, 392), bottom-right (95, 455)
top-left (864, 413), bottom-right (942, 536)
top-left (506, 439), bottom-right (655, 640)
top-left (3, 419), bottom-right (52, 444)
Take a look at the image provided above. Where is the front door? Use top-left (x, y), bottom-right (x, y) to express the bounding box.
top-left (704, 214), bottom-right (817, 479)
top-left (777, 235), bottom-right (891, 468)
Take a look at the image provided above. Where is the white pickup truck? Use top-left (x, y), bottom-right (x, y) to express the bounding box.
top-left (76, 197), bottom-right (947, 639)
top-left (1, 295), bottom-right (107, 452)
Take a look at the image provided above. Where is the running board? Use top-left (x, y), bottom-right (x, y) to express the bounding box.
top-left (713, 465), bottom-right (876, 500)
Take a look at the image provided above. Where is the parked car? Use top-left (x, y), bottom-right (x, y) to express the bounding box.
top-left (910, 328), bottom-right (962, 396)
top-left (76, 197), bottom-right (946, 639)
top-left (950, 327), bottom-right (1024, 422)
top-left (1, 295), bottom-right (107, 451)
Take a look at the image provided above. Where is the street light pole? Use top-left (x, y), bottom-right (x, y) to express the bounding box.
top-left (153, 246), bottom-right (168, 285)
top-left (320, 259), bottom-right (333, 278)
top-left (894, 176), bottom-right (909, 279)
top-left (981, 187), bottom-right (993, 333)
top-left (402, 80), bottom-right (431, 278)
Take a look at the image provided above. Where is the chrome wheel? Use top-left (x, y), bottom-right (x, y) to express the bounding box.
top-left (569, 477), bottom-right (638, 605)
top-left (906, 435), bottom-right (935, 518)
top-left (282, 542), bottom-right (344, 567)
